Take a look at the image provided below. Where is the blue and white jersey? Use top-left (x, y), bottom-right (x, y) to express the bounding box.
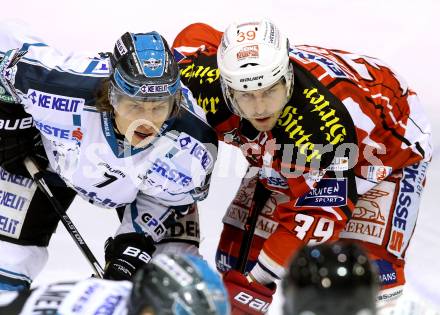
top-left (0, 23), bottom-right (218, 226)
top-left (0, 253), bottom-right (230, 315)
top-left (0, 278), bottom-right (132, 315)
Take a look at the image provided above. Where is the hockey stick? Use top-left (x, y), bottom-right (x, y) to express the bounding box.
top-left (236, 180), bottom-right (272, 274)
top-left (24, 157), bottom-right (105, 278)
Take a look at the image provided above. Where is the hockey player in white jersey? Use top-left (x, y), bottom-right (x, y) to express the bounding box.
top-left (0, 24), bottom-right (218, 288)
top-left (0, 253), bottom-right (230, 315)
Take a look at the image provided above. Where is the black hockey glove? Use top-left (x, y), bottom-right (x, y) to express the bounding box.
top-left (0, 132), bottom-right (48, 177)
top-left (0, 102), bottom-right (48, 177)
top-left (103, 232), bottom-right (156, 281)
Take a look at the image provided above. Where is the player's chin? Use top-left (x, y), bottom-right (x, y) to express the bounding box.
top-left (249, 116), bottom-right (277, 131)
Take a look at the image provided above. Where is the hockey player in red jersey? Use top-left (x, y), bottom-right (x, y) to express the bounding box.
top-left (172, 20), bottom-right (432, 314)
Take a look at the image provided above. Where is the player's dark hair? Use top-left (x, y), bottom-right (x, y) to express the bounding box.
top-left (95, 78), bottom-right (112, 113)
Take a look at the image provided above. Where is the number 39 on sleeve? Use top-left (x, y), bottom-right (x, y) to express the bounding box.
top-left (293, 213), bottom-right (335, 245)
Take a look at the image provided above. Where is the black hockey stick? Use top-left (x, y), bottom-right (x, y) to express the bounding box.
top-left (236, 180), bottom-right (272, 274)
top-left (24, 157), bottom-right (105, 278)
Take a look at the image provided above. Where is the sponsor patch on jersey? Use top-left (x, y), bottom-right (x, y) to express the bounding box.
top-left (289, 48), bottom-right (348, 79)
top-left (150, 158), bottom-right (192, 187)
top-left (177, 133), bottom-right (214, 171)
top-left (259, 167), bottom-right (288, 189)
top-left (295, 178), bottom-right (347, 207)
top-left (72, 184), bottom-right (124, 208)
top-left (387, 162), bottom-right (428, 258)
top-left (33, 119), bottom-right (82, 142)
top-left (223, 204), bottom-right (279, 239)
top-left (164, 206), bottom-right (200, 243)
top-left (71, 127), bottom-right (83, 143)
top-left (140, 212), bottom-right (168, 241)
top-left (0, 168), bottom-right (37, 239)
top-left (374, 259), bottom-right (397, 285)
top-left (25, 283), bottom-right (72, 313)
top-left (0, 213), bottom-right (20, 238)
top-left (277, 86), bottom-right (347, 163)
top-left (366, 165), bottom-right (393, 183)
top-left (305, 169), bottom-right (326, 183)
top-left (179, 63), bottom-right (220, 85)
top-left (71, 283), bottom-right (100, 313)
top-left (94, 294), bottom-right (124, 314)
top-left (340, 180), bottom-right (395, 245)
top-left (327, 157), bottom-right (349, 171)
top-left (27, 89), bottom-right (84, 113)
top-left (0, 169), bottom-right (34, 189)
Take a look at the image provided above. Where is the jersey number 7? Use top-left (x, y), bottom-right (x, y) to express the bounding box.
top-left (94, 172), bottom-right (118, 188)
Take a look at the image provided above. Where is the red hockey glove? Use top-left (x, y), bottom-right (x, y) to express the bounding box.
top-left (223, 270), bottom-right (275, 315)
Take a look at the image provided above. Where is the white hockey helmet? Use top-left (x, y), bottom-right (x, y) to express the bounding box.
top-left (217, 19), bottom-right (294, 117)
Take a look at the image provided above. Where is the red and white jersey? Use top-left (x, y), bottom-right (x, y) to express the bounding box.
top-left (172, 23), bottom-right (432, 285)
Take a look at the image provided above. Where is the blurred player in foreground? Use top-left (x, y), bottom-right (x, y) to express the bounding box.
top-left (0, 254), bottom-right (230, 315)
top-left (283, 241), bottom-right (378, 315)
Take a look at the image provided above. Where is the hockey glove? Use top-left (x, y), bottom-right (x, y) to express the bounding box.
top-left (103, 232), bottom-right (156, 281)
top-left (223, 270), bottom-right (275, 315)
top-left (0, 101), bottom-right (49, 177)
top-left (0, 132), bottom-right (48, 177)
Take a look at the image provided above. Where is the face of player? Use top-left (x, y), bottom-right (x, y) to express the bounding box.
top-left (232, 80), bottom-right (288, 131)
top-left (113, 95), bottom-right (174, 148)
